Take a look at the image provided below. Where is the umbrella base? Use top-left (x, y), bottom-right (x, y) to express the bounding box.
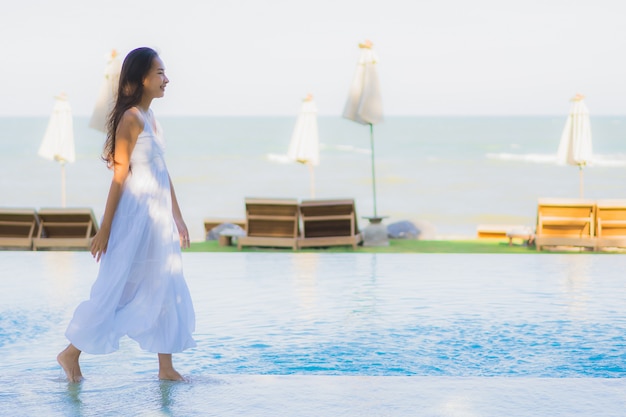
top-left (362, 216), bottom-right (389, 247)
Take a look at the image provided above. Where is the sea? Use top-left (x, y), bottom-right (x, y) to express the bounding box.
top-left (1, 115), bottom-right (625, 241)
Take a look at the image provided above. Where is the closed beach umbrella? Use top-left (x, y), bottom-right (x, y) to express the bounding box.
top-left (343, 40), bottom-right (383, 217)
top-left (39, 93), bottom-right (75, 207)
top-left (343, 40), bottom-right (383, 125)
top-left (557, 93), bottom-right (593, 197)
top-left (288, 94), bottom-right (320, 198)
top-left (89, 49), bottom-right (122, 132)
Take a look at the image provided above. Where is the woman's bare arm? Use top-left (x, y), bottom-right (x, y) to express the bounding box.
top-left (90, 108), bottom-right (143, 261)
top-left (169, 175), bottom-right (190, 248)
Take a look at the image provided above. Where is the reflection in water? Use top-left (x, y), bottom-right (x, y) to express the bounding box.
top-left (560, 256), bottom-right (593, 317)
top-left (292, 253), bottom-right (319, 314)
top-left (62, 381), bottom-right (84, 416)
top-left (43, 251), bottom-right (81, 306)
top-left (157, 380), bottom-right (175, 416)
top-left (350, 254), bottom-right (379, 318)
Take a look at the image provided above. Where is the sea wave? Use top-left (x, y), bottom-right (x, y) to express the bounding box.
top-left (321, 144), bottom-right (371, 154)
top-left (266, 153), bottom-right (293, 164)
top-left (486, 153), bottom-right (557, 164)
top-left (486, 153), bottom-right (626, 167)
top-left (266, 143), bottom-right (371, 164)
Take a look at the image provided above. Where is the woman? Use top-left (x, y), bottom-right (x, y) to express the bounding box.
top-left (57, 47), bottom-right (196, 382)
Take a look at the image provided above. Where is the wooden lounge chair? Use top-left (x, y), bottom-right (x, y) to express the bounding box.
top-left (535, 198), bottom-right (596, 251)
top-left (595, 200), bottom-right (626, 250)
top-left (298, 199), bottom-right (362, 249)
top-left (0, 208), bottom-right (38, 250)
top-left (237, 198), bottom-right (300, 250)
top-left (476, 224), bottom-right (528, 239)
top-left (33, 208), bottom-right (99, 251)
top-left (476, 224), bottom-right (534, 246)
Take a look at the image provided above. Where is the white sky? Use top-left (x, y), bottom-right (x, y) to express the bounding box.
top-left (2, 0), bottom-right (625, 116)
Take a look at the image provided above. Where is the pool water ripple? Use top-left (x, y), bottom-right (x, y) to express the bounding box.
top-left (1, 252), bottom-right (625, 379)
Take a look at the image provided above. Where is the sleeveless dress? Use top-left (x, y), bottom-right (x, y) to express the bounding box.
top-left (65, 113), bottom-right (196, 354)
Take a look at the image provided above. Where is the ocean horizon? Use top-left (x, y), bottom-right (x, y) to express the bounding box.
top-left (2, 115), bottom-right (625, 241)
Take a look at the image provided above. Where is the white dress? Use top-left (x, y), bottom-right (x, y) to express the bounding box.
top-left (65, 114), bottom-right (196, 354)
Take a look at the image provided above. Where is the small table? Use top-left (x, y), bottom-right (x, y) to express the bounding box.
top-left (506, 229), bottom-right (534, 246)
top-left (219, 230), bottom-right (245, 247)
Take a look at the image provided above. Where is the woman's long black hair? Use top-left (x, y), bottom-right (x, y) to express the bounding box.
top-left (102, 47), bottom-right (158, 167)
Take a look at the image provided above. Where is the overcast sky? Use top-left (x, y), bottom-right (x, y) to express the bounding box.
top-left (2, 0), bottom-right (625, 116)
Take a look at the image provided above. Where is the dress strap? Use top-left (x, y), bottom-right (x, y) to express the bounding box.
top-left (136, 107), bottom-right (156, 134)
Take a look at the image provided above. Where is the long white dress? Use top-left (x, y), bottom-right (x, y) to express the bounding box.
top-left (65, 114), bottom-right (196, 354)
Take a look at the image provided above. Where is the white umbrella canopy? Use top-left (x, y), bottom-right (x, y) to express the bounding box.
top-left (39, 93), bottom-right (75, 207)
top-left (343, 40), bottom-right (384, 217)
top-left (288, 94), bottom-right (320, 165)
top-left (343, 40), bottom-right (383, 125)
top-left (288, 94), bottom-right (320, 198)
top-left (89, 49), bottom-right (122, 132)
top-left (557, 93), bottom-right (593, 197)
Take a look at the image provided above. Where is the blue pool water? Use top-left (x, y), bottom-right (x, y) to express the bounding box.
top-left (1, 252), bottom-right (625, 416)
top-left (188, 253), bottom-right (626, 378)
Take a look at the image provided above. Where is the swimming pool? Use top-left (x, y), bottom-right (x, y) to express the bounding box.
top-left (1, 252), bottom-right (625, 416)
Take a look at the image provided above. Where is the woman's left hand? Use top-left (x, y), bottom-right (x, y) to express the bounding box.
top-left (175, 218), bottom-right (190, 249)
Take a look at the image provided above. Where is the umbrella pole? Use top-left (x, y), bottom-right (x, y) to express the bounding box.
top-left (61, 161), bottom-right (66, 208)
top-left (308, 164), bottom-right (315, 199)
top-left (579, 165), bottom-right (584, 198)
top-left (369, 124), bottom-right (378, 217)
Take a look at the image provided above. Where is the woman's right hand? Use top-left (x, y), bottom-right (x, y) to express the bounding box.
top-left (90, 227), bottom-right (110, 262)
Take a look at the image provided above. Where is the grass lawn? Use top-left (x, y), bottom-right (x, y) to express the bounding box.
top-left (184, 239), bottom-right (616, 254)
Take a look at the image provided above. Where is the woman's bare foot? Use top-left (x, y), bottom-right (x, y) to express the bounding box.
top-left (158, 368), bottom-right (186, 381)
top-left (57, 344), bottom-right (83, 383)
top-left (158, 353), bottom-right (186, 381)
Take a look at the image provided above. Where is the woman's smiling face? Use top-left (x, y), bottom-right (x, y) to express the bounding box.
top-left (143, 56), bottom-right (169, 99)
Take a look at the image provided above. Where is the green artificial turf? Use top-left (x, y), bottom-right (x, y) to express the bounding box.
top-left (184, 239), bottom-right (613, 254)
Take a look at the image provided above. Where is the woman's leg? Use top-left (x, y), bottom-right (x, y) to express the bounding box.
top-left (57, 344), bottom-right (83, 382)
top-left (158, 353), bottom-right (185, 381)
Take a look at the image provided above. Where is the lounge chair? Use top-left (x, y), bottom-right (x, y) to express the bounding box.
top-left (297, 199), bottom-right (362, 249)
top-left (476, 224), bottom-right (529, 239)
top-left (0, 208), bottom-right (38, 250)
top-left (33, 208), bottom-right (99, 251)
top-left (595, 199), bottom-right (626, 250)
top-left (535, 198), bottom-right (596, 251)
top-left (237, 198), bottom-right (300, 250)
top-left (476, 224), bottom-right (534, 246)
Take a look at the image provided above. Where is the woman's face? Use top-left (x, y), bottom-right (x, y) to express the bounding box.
top-left (143, 57), bottom-right (169, 99)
